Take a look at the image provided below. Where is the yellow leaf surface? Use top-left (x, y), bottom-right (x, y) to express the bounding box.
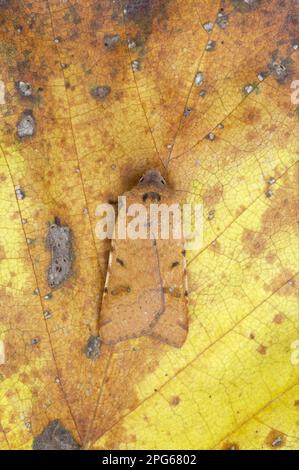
top-left (0, 0), bottom-right (298, 450)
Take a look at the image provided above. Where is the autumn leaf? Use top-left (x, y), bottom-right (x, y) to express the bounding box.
top-left (0, 0), bottom-right (298, 450)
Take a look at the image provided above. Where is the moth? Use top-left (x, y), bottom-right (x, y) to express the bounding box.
top-left (99, 170), bottom-right (188, 348)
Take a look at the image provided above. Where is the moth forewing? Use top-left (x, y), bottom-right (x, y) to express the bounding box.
top-left (99, 170), bottom-right (188, 348)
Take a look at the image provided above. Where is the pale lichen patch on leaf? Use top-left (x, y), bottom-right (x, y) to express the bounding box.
top-left (16, 110), bottom-right (36, 138)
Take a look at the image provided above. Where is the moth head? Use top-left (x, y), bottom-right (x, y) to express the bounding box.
top-left (138, 169), bottom-right (167, 189)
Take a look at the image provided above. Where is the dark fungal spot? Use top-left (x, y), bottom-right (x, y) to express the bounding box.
top-left (125, 0), bottom-right (152, 20)
top-left (90, 85), bottom-right (111, 101)
top-left (32, 420), bottom-right (80, 450)
top-left (124, 0), bottom-right (169, 45)
top-left (206, 40), bottom-right (216, 51)
top-left (85, 335), bottom-right (101, 360)
top-left (216, 10), bottom-right (229, 29)
top-left (31, 337), bottom-right (40, 346)
top-left (46, 221), bottom-right (73, 289)
top-left (182, 249), bottom-right (186, 256)
top-left (107, 198), bottom-right (118, 206)
top-left (15, 80), bottom-right (33, 97)
top-left (183, 107), bottom-right (193, 117)
top-left (267, 52), bottom-right (294, 84)
top-left (116, 257), bottom-right (125, 267)
top-left (142, 192), bottom-right (161, 202)
top-left (171, 261), bottom-right (179, 268)
top-left (103, 34), bottom-right (120, 49)
top-left (16, 110), bottom-right (36, 138)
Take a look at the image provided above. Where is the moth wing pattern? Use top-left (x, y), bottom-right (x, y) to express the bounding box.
top-left (99, 236), bottom-right (165, 344)
top-left (148, 236), bottom-right (188, 348)
top-left (99, 171), bottom-right (189, 348)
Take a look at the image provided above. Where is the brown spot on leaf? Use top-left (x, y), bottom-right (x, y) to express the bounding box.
top-left (265, 429), bottom-right (286, 449)
top-left (241, 106), bottom-right (261, 124)
top-left (262, 185), bottom-right (298, 234)
top-left (203, 184), bottom-right (223, 207)
top-left (264, 270), bottom-right (296, 296)
top-left (209, 240), bottom-right (221, 252)
top-left (257, 344), bottom-right (267, 355)
top-left (242, 230), bottom-right (267, 257)
top-left (273, 313), bottom-right (286, 324)
top-left (170, 396), bottom-right (180, 406)
top-left (265, 252), bottom-right (276, 264)
top-left (222, 441), bottom-right (240, 450)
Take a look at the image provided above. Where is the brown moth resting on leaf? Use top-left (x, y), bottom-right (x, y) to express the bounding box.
top-left (99, 170), bottom-right (188, 348)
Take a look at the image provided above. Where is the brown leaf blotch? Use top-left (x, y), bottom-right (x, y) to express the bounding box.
top-left (265, 429), bottom-right (286, 449)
